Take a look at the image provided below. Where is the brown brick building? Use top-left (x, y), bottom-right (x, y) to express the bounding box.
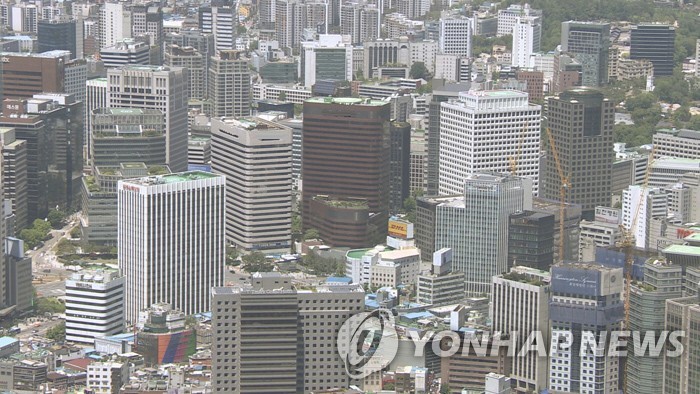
top-left (0, 52), bottom-right (65, 99)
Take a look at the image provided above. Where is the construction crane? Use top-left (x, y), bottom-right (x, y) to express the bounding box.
top-left (619, 145), bottom-right (655, 393)
top-left (508, 122), bottom-right (528, 176)
top-left (544, 127), bottom-right (569, 262)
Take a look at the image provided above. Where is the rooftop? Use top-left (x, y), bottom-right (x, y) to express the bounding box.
top-left (0, 337), bottom-right (18, 348)
top-left (305, 96), bottom-right (387, 106)
top-left (663, 244), bottom-right (700, 257)
top-left (124, 171), bottom-right (220, 186)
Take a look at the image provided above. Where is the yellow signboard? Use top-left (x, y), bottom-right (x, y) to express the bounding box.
top-left (388, 220), bottom-right (409, 238)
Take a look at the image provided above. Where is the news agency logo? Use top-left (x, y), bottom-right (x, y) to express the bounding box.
top-left (337, 308), bottom-right (398, 379)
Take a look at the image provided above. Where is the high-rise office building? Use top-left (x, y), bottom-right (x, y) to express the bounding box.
top-left (438, 13), bottom-right (472, 56)
top-left (492, 266), bottom-right (550, 392)
top-left (416, 248), bottom-right (466, 306)
top-left (301, 97), bottom-right (390, 247)
top-left (199, 3), bottom-right (237, 51)
top-left (38, 18), bottom-right (83, 59)
top-left (653, 129), bottom-right (700, 160)
top-left (0, 128), bottom-right (28, 232)
top-left (543, 88), bottom-right (614, 220)
top-left (627, 260), bottom-right (683, 394)
top-left (100, 2), bottom-right (132, 49)
top-left (130, 4), bottom-right (163, 48)
top-left (211, 276), bottom-right (364, 393)
top-left (276, 0), bottom-right (303, 51)
top-left (664, 294), bottom-right (700, 393)
top-left (508, 210), bottom-right (554, 271)
top-left (630, 24), bottom-right (675, 77)
top-left (208, 50), bottom-right (251, 118)
top-left (118, 171), bottom-right (225, 324)
top-left (300, 34), bottom-right (354, 89)
top-left (438, 90), bottom-right (541, 196)
top-left (561, 21), bottom-right (610, 86)
top-left (107, 65), bottom-right (189, 172)
top-left (622, 185), bottom-right (668, 249)
top-left (164, 45), bottom-right (206, 100)
top-left (90, 108), bottom-right (166, 167)
top-left (389, 121), bottom-right (411, 215)
top-left (65, 269), bottom-right (125, 345)
top-left (85, 78), bottom-right (108, 160)
top-left (211, 117), bottom-right (292, 251)
top-left (340, 2), bottom-right (379, 46)
top-left (435, 173), bottom-right (533, 295)
top-left (511, 16), bottom-right (541, 68)
top-left (426, 83), bottom-right (465, 195)
top-left (548, 263), bottom-right (624, 393)
top-left (0, 94), bottom-right (83, 219)
top-left (496, 3), bottom-right (542, 37)
top-left (100, 39), bottom-right (151, 68)
top-left (0, 51), bottom-right (65, 100)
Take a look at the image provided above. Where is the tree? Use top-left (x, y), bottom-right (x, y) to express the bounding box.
top-left (303, 228), bottom-right (320, 241)
top-left (19, 228), bottom-right (44, 250)
top-left (45, 322), bottom-right (65, 341)
top-left (241, 251), bottom-right (274, 273)
top-left (36, 297), bottom-right (65, 314)
top-left (278, 91), bottom-right (287, 101)
top-left (225, 245), bottom-right (240, 266)
top-left (409, 62), bottom-right (430, 80)
top-left (689, 116), bottom-right (700, 131)
top-left (47, 209), bottom-right (66, 229)
top-left (33, 219), bottom-right (52, 235)
top-left (403, 196), bottom-right (417, 223)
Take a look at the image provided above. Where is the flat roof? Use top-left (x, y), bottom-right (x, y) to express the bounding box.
top-left (663, 244), bottom-right (700, 256)
top-left (0, 337), bottom-right (18, 348)
top-left (305, 96), bottom-right (387, 106)
top-left (346, 248), bottom-right (372, 259)
top-left (125, 171), bottom-right (219, 186)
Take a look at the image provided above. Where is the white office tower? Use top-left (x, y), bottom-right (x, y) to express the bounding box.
top-left (100, 2), bottom-right (131, 48)
top-left (511, 17), bottom-right (541, 68)
top-left (438, 13), bottom-right (472, 57)
top-left (211, 275), bottom-right (364, 393)
top-left (107, 66), bottom-right (189, 172)
top-left (549, 263), bottom-right (624, 394)
top-left (438, 90), bottom-right (541, 195)
top-left (435, 174), bottom-right (532, 295)
top-left (118, 171), bottom-right (225, 325)
top-left (300, 34), bottom-right (354, 88)
top-left (199, 4), bottom-right (236, 51)
top-left (491, 266), bottom-right (550, 392)
top-left (100, 39), bottom-right (151, 68)
top-left (211, 117), bottom-right (292, 251)
top-left (497, 3), bottom-right (542, 37)
top-left (65, 269), bottom-right (125, 345)
top-left (85, 78), bottom-right (108, 160)
top-left (696, 39), bottom-right (700, 77)
top-left (622, 185), bottom-right (668, 249)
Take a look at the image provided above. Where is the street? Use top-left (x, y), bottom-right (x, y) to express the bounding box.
top-left (28, 215), bottom-right (80, 298)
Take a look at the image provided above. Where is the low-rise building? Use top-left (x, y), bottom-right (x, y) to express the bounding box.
top-left (417, 248), bottom-right (465, 306)
top-left (86, 361), bottom-right (129, 394)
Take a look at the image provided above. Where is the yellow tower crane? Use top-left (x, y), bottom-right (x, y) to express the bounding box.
top-left (544, 127), bottom-right (569, 262)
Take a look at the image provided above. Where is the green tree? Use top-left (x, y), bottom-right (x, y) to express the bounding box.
top-left (33, 219), bottom-right (52, 235)
top-left (689, 116), bottom-right (700, 131)
top-left (225, 245), bottom-right (240, 266)
top-left (241, 251), bottom-right (274, 273)
top-left (45, 322), bottom-right (65, 341)
top-left (278, 91), bottom-right (287, 101)
top-left (403, 196), bottom-right (417, 223)
top-left (409, 62), bottom-right (430, 80)
top-left (36, 297), bottom-right (65, 314)
top-left (19, 228), bottom-right (44, 250)
top-left (303, 228), bottom-right (320, 241)
top-left (47, 209), bottom-right (66, 229)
